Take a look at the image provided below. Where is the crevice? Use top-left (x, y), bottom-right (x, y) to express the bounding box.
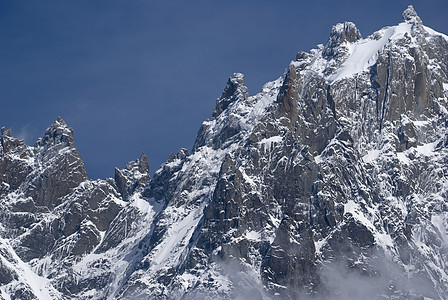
top-left (309, 197), bottom-right (314, 226)
top-left (326, 86), bottom-right (337, 119)
top-left (369, 63), bottom-right (381, 130)
top-left (323, 209), bottom-right (332, 227)
top-left (380, 54), bottom-right (391, 132)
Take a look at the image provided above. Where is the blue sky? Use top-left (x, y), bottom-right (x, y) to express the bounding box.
top-left (1, 1), bottom-right (447, 179)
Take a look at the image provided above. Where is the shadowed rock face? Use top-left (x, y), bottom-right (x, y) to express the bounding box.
top-left (114, 153), bottom-right (150, 200)
top-left (1, 5), bottom-right (448, 300)
top-left (0, 118), bottom-right (88, 210)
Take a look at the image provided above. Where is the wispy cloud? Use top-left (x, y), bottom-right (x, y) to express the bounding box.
top-left (16, 124), bottom-right (31, 142)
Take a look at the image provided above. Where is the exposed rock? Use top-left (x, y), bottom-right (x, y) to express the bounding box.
top-left (1, 5), bottom-right (448, 300)
top-left (324, 22), bottom-right (362, 57)
top-left (212, 72), bottom-right (249, 118)
top-left (402, 5), bottom-right (423, 24)
top-left (115, 153), bottom-right (150, 199)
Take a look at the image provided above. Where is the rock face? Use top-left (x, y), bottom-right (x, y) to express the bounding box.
top-left (1, 5), bottom-right (448, 300)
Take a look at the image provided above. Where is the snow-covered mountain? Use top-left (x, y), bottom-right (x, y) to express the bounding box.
top-left (1, 5), bottom-right (448, 299)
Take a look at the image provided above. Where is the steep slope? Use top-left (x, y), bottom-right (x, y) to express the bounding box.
top-left (116, 6), bottom-right (448, 299)
top-left (0, 119), bottom-right (160, 299)
top-left (1, 5), bottom-right (448, 300)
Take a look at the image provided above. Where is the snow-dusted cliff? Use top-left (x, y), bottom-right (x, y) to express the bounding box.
top-left (1, 6), bottom-right (448, 300)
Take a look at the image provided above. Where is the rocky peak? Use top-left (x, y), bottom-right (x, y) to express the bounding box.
top-left (36, 117), bottom-right (75, 148)
top-left (114, 153), bottom-right (151, 199)
top-left (402, 5), bottom-right (423, 25)
top-left (168, 148), bottom-right (189, 162)
top-left (1, 127), bottom-right (12, 137)
top-left (1, 127), bottom-right (26, 154)
top-left (0, 127), bottom-right (31, 194)
top-left (193, 73), bottom-right (253, 150)
top-left (212, 72), bottom-right (249, 118)
top-left (25, 118), bottom-right (88, 208)
top-left (324, 21), bottom-right (361, 57)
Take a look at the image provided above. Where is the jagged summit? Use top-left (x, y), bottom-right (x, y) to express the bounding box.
top-left (316, 5), bottom-right (443, 83)
top-left (402, 5), bottom-right (423, 24)
top-left (324, 21), bottom-right (362, 57)
top-left (1, 127), bottom-right (13, 137)
top-left (114, 152), bottom-right (150, 199)
top-left (212, 72), bottom-right (249, 118)
top-left (0, 127), bottom-right (26, 154)
top-left (36, 116), bottom-right (75, 148)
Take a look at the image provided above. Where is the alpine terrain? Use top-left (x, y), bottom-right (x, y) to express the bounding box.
top-left (1, 6), bottom-right (448, 300)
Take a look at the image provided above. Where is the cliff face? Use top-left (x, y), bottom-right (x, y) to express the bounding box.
top-left (1, 6), bottom-right (448, 300)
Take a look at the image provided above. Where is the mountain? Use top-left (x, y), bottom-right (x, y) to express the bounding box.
top-left (1, 5), bottom-right (448, 299)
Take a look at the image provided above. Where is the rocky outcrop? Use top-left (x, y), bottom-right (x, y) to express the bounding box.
top-left (324, 21), bottom-right (362, 58)
top-left (114, 153), bottom-right (150, 199)
top-left (25, 117), bottom-right (88, 209)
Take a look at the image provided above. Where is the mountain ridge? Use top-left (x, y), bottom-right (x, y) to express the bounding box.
top-left (1, 5), bottom-right (448, 299)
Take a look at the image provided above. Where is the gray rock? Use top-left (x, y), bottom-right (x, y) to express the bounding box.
top-left (1, 6), bottom-right (448, 300)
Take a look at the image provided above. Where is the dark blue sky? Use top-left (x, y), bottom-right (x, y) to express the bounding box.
top-left (1, 1), bottom-right (447, 179)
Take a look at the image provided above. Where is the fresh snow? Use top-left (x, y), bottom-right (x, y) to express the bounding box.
top-left (328, 22), bottom-right (413, 82)
top-left (150, 204), bottom-right (205, 270)
top-left (362, 149), bottom-right (381, 163)
top-left (423, 25), bottom-right (448, 41)
top-left (344, 200), bottom-right (394, 251)
top-left (258, 136), bottom-right (283, 152)
top-left (0, 238), bottom-right (61, 299)
top-left (415, 141), bottom-right (436, 156)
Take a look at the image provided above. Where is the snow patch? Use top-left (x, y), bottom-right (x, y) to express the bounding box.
top-left (396, 152), bottom-right (411, 165)
top-left (245, 230), bottom-right (261, 242)
top-left (328, 22), bottom-right (412, 82)
top-left (362, 149), bottom-right (381, 163)
top-left (415, 142), bottom-right (436, 156)
top-left (432, 214), bottom-right (448, 246)
top-left (443, 83), bottom-right (448, 92)
top-left (424, 25), bottom-right (448, 41)
top-left (344, 200), bottom-right (394, 251)
top-left (130, 193), bottom-right (152, 213)
top-left (240, 168), bottom-right (256, 186)
top-left (258, 136), bottom-right (282, 152)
